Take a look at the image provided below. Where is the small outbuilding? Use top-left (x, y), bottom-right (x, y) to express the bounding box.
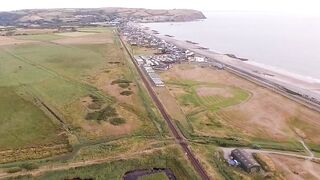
top-left (231, 149), bottom-right (261, 173)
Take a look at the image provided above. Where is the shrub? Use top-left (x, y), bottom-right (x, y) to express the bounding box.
top-left (109, 117), bottom-right (126, 125)
top-left (6, 167), bottom-right (22, 173)
top-left (118, 83), bottom-right (130, 88)
top-left (120, 91), bottom-right (133, 96)
top-left (111, 79), bottom-right (132, 85)
top-left (88, 102), bottom-right (102, 110)
top-left (85, 111), bottom-right (100, 120)
top-left (251, 144), bottom-right (262, 149)
top-left (97, 106), bottom-right (117, 121)
top-left (20, 163), bottom-right (39, 171)
top-left (85, 106), bottom-right (118, 121)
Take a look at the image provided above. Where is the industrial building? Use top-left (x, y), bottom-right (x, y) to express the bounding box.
top-left (230, 149), bottom-right (261, 173)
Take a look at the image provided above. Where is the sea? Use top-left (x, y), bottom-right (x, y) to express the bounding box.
top-left (143, 11), bottom-right (320, 82)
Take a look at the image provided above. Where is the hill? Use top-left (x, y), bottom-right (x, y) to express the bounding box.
top-left (0, 8), bottom-right (206, 27)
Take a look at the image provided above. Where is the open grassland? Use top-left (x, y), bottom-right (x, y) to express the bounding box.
top-left (0, 27), bottom-right (167, 164)
top-left (158, 63), bottom-right (320, 152)
top-left (0, 88), bottom-right (65, 150)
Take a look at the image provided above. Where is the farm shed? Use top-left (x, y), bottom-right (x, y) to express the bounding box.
top-left (231, 149), bottom-right (261, 173)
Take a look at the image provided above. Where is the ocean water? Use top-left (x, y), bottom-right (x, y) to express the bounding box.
top-left (144, 12), bottom-right (320, 80)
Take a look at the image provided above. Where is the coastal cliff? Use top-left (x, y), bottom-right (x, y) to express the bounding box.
top-left (0, 8), bottom-right (206, 27)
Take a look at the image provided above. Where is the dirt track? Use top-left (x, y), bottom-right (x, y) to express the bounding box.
top-left (0, 146), bottom-right (171, 179)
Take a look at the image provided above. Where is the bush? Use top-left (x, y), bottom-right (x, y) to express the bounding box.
top-left (120, 91), bottom-right (133, 96)
top-left (85, 106), bottom-right (118, 121)
top-left (88, 102), bottom-right (102, 110)
top-left (85, 111), bottom-right (100, 120)
top-left (109, 117), bottom-right (126, 125)
top-left (6, 167), bottom-right (22, 173)
top-left (251, 144), bottom-right (262, 149)
top-left (118, 83), bottom-right (130, 88)
top-left (20, 163), bottom-right (39, 171)
top-left (97, 106), bottom-right (117, 120)
top-left (111, 79), bottom-right (132, 85)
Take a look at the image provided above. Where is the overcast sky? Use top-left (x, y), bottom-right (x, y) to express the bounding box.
top-left (1, 0), bottom-right (320, 16)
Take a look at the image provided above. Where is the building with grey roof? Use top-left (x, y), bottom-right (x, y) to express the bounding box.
top-left (231, 149), bottom-right (261, 173)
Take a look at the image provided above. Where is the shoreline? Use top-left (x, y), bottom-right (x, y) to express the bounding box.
top-left (138, 24), bottom-right (320, 103)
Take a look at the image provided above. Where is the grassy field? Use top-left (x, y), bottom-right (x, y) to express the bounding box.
top-left (165, 80), bottom-right (251, 139)
top-left (14, 34), bottom-right (64, 41)
top-left (0, 88), bottom-right (64, 150)
top-left (0, 27), bottom-right (167, 166)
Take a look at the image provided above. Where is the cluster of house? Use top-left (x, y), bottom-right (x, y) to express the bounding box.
top-left (119, 24), bottom-right (209, 63)
top-left (227, 149), bottom-right (261, 173)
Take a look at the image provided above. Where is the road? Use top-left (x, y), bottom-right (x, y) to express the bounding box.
top-left (118, 33), bottom-right (211, 180)
top-left (221, 147), bottom-right (320, 161)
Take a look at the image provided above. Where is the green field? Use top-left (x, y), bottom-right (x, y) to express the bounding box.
top-left (0, 28), bottom-right (166, 166)
top-left (0, 88), bottom-right (64, 150)
top-left (167, 80), bottom-right (251, 138)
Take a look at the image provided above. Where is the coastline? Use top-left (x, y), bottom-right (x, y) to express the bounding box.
top-left (139, 24), bottom-right (320, 102)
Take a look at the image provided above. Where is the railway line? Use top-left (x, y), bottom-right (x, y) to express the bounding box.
top-left (118, 33), bottom-right (211, 180)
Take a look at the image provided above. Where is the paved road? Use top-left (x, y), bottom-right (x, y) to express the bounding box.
top-left (118, 33), bottom-right (211, 180)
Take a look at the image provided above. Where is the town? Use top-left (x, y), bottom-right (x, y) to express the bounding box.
top-left (119, 23), bottom-right (227, 87)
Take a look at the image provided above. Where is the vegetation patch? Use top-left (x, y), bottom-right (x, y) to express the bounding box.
top-left (120, 90), bottom-right (134, 96)
top-left (85, 105), bottom-right (117, 121)
top-left (110, 117), bottom-right (126, 126)
top-left (111, 78), bottom-right (133, 89)
top-left (87, 94), bottom-right (104, 110)
top-left (20, 162), bottom-right (39, 171)
top-left (118, 83), bottom-right (130, 88)
top-left (6, 167), bottom-right (22, 173)
top-left (111, 79), bottom-right (132, 85)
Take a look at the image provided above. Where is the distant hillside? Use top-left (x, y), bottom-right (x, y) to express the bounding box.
top-left (0, 8), bottom-right (206, 27)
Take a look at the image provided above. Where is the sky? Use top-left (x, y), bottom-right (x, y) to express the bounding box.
top-left (1, 0), bottom-right (320, 16)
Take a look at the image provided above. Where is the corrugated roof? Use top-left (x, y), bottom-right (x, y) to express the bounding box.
top-left (231, 149), bottom-right (260, 169)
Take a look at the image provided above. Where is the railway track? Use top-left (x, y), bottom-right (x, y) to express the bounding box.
top-left (118, 33), bottom-right (211, 180)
